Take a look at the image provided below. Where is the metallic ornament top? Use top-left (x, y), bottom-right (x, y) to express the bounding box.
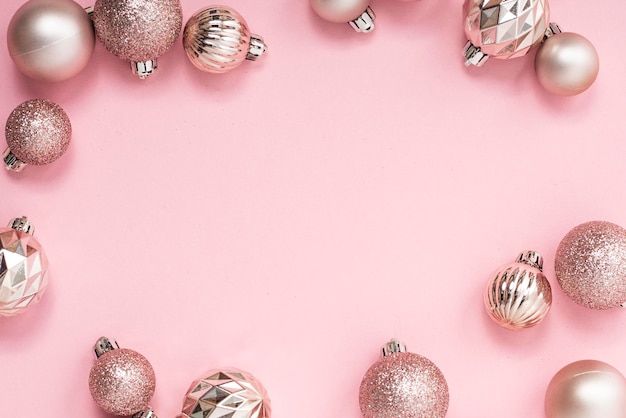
top-left (484, 250), bottom-right (552, 330)
top-left (183, 6), bottom-right (267, 74)
top-left (177, 367), bottom-right (270, 418)
top-left (359, 340), bottom-right (449, 418)
top-left (89, 337), bottom-right (157, 417)
top-left (7, 0), bottom-right (95, 82)
top-left (92, 0), bottom-right (183, 79)
top-left (555, 221), bottom-right (626, 310)
top-left (0, 217), bottom-right (49, 316)
top-left (463, 0), bottom-right (549, 66)
top-left (310, 0), bottom-right (375, 33)
top-left (545, 360), bottom-right (626, 418)
top-left (3, 99), bottom-right (72, 172)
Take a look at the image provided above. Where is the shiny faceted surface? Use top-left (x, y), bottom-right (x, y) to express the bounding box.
top-left (5, 99), bottom-right (71, 165)
top-left (7, 0), bottom-right (95, 82)
top-left (463, 0), bottom-right (549, 59)
top-left (183, 7), bottom-right (253, 74)
top-left (535, 32), bottom-right (599, 96)
top-left (0, 226), bottom-right (48, 316)
top-left (555, 221), bottom-right (626, 309)
top-left (89, 348), bottom-right (156, 416)
top-left (92, 0), bottom-right (182, 62)
top-left (178, 368), bottom-right (270, 418)
top-left (484, 255), bottom-right (552, 330)
top-left (359, 352), bottom-right (449, 418)
top-left (545, 360), bottom-right (626, 418)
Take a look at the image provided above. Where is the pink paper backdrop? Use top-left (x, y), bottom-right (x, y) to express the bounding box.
top-left (1, 0), bottom-right (625, 417)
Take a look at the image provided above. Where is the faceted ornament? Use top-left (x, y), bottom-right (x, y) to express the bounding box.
top-left (463, 0), bottom-right (550, 59)
top-left (0, 220), bottom-right (49, 316)
top-left (178, 368), bottom-right (270, 418)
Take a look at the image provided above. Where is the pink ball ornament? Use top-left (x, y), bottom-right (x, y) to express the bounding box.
top-left (7, 0), bottom-right (95, 82)
top-left (359, 340), bottom-right (449, 418)
top-left (555, 221), bottom-right (626, 310)
top-left (89, 337), bottom-right (157, 417)
top-left (3, 99), bottom-right (72, 172)
top-left (545, 360), bottom-right (626, 418)
top-left (92, 0), bottom-right (183, 79)
top-left (310, 0), bottom-right (375, 33)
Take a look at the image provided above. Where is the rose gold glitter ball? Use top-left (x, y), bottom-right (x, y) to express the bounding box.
top-left (5, 99), bottom-right (71, 165)
top-left (92, 0), bottom-right (183, 62)
top-left (359, 350), bottom-right (449, 418)
top-left (88, 348), bottom-right (156, 416)
top-left (555, 221), bottom-right (626, 309)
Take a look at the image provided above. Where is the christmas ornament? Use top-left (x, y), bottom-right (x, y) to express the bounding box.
top-left (555, 221), bottom-right (626, 310)
top-left (183, 6), bottom-right (267, 74)
top-left (359, 340), bottom-right (449, 418)
top-left (92, 0), bottom-right (183, 79)
top-left (484, 250), bottom-right (552, 330)
top-left (0, 217), bottom-right (49, 317)
top-left (7, 0), bottom-right (95, 82)
top-left (310, 0), bottom-right (375, 33)
top-left (3, 99), bottom-right (72, 172)
top-left (545, 360), bottom-right (626, 418)
top-left (462, 0), bottom-right (598, 96)
top-left (89, 337), bottom-right (157, 417)
top-left (178, 367), bottom-right (270, 418)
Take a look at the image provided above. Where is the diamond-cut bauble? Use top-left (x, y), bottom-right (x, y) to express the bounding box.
top-left (463, 0), bottom-right (550, 59)
top-left (0, 226), bottom-right (48, 316)
top-left (178, 368), bottom-right (270, 418)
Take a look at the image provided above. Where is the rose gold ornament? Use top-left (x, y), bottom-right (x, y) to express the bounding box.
top-left (7, 0), bottom-right (95, 82)
top-left (183, 6), bottom-right (267, 74)
top-left (310, 0), bottom-right (375, 33)
top-left (92, 0), bottom-right (183, 79)
top-left (462, 1), bottom-right (598, 96)
top-left (0, 217), bottom-right (49, 317)
top-left (359, 340), bottom-right (449, 418)
top-left (535, 29), bottom-right (599, 96)
top-left (89, 337), bottom-right (157, 417)
top-left (555, 221), bottom-right (626, 310)
top-left (484, 250), bottom-right (552, 330)
top-left (178, 368), bottom-right (270, 418)
top-left (3, 99), bottom-right (72, 172)
top-left (545, 360), bottom-right (626, 418)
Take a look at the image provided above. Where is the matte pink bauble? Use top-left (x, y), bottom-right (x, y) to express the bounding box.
top-left (310, 0), bottom-right (375, 32)
top-left (535, 32), bottom-right (599, 96)
top-left (7, 0), bottom-right (95, 82)
top-left (545, 360), bottom-right (626, 418)
top-left (555, 221), bottom-right (626, 309)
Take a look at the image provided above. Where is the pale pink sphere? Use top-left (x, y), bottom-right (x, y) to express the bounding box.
top-left (89, 348), bottom-right (156, 416)
top-left (545, 360), bottom-right (626, 418)
top-left (555, 221), bottom-right (626, 309)
top-left (310, 0), bottom-right (370, 23)
top-left (535, 32), bottom-right (599, 96)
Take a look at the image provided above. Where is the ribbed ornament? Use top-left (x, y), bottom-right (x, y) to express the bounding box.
top-left (484, 251), bottom-right (552, 330)
top-left (183, 6), bottom-right (266, 74)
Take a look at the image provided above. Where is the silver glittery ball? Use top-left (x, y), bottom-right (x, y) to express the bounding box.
top-left (555, 221), bottom-right (626, 309)
top-left (359, 341), bottom-right (449, 418)
top-left (4, 99), bottom-right (71, 167)
top-left (183, 6), bottom-right (267, 74)
top-left (92, 0), bottom-right (182, 76)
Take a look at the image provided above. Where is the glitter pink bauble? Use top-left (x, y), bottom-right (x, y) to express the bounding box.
top-left (5, 99), bottom-right (71, 165)
top-left (92, 0), bottom-right (182, 62)
top-left (359, 351), bottom-right (449, 418)
top-left (88, 348), bottom-right (156, 416)
top-left (555, 221), bottom-right (626, 310)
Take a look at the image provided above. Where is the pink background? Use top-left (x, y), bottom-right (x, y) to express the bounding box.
top-left (1, 0), bottom-right (625, 417)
